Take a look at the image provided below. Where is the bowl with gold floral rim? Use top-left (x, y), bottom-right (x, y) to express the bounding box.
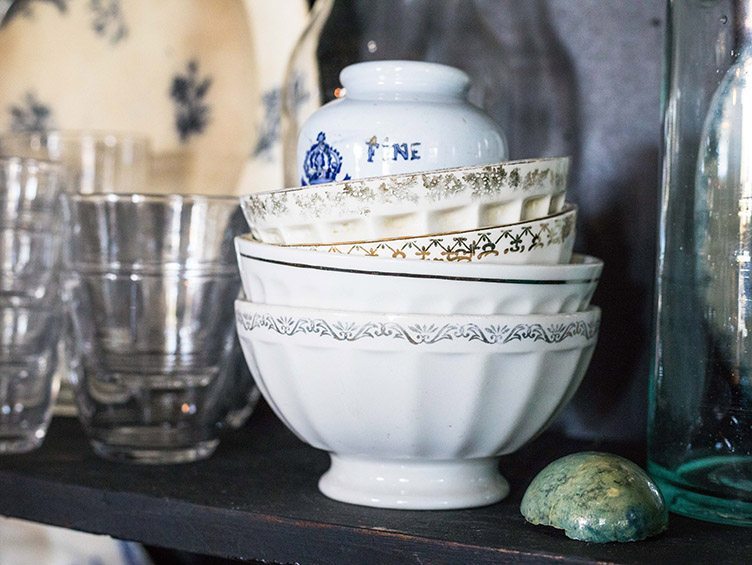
top-left (241, 156), bottom-right (569, 245)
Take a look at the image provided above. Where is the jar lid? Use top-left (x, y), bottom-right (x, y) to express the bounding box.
top-left (339, 60), bottom-right (470, 100)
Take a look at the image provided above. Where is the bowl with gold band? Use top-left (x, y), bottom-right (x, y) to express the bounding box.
top-left (290, 204), bottom-right (576, 265)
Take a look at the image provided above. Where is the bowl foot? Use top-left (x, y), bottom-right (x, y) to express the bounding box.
top-left (318, 454), bottom-right (509, 510)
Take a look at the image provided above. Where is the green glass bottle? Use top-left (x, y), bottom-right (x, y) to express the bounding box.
top-left (650, 0), bottom-right (752, 525)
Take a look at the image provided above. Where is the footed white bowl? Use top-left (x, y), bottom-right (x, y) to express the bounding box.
top-left (235, 235), bottom-right (602, 315)
top-left (241, 157), bottom-right (569, 245)
top-left (235, 299), bottom-right (600, 509)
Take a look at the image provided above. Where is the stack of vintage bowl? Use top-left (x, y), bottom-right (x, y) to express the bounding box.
top-left (234, 156), bottom-right (603, 510)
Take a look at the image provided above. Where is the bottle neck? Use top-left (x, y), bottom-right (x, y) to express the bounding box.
top-left (339, 60), bottom-right (470, 102)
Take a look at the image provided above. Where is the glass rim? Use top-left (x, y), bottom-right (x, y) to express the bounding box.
top-left (0, 129), bottom-right (152, 148)
top-left (0, 155), bottom-right (65, 173)
top-left (0, 300), bottom-right (64, 313)
top-left (67, 262), bottom-right (240, 276)
top-left (65, 191), bottom-right (242, 206)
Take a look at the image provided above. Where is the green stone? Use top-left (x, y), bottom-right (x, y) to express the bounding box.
top-left (520, 452), bottom-right (668, 543)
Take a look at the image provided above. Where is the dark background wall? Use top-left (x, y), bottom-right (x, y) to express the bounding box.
top-left (473, 0), bottom-right (665, 441)
top-left (322, 0), bottom-right (665, 441)
top-left (548, 0), bottom-right (663, 440)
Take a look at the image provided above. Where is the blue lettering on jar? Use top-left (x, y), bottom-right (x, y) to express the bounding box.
top-left (393, 143), bottom-right (409, 160)
top-left (366, 136), bottom-right (422, 163)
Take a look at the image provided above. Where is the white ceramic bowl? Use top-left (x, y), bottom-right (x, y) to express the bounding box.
top-left (241, 157), bottom-right (569, 245)
top-left (235, 299), bottom-right (600, 509)
top-left (235, 235), bottom-right (602, 315)
top-left (293, 204), bottom-right (576, 265)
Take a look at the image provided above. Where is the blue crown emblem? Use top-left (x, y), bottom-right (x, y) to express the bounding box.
top-left (301, 132), bottom-right (351, 186)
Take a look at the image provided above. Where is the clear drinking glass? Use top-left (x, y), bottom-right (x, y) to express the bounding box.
top-left (0, 130), bottom-right (151, 194)
top-left (0, 131), bottom-right (152, 415)
top-left (0, 157), bottom-right (63, 302)
top-left (0, 157), bottom-right (64, 452)
top-left (64, 193), bottom-right (251, 463)
top-left (0, 305), bottom-right (62, 452)
top-left (650, 0), bottom-right (752, 525)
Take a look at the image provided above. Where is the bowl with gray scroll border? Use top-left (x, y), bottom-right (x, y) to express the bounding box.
top-left (234, 298), bottom-right (600, 509)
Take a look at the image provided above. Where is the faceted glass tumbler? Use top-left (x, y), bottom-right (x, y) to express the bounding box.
top-left (0, 157), bottom-right (64, 452)
top-left (0, 131), bottom-right (152, 415)
top-left (0, 305), bottom-right (62, 453)
top-left (64, 193), bottom-right (252, 464)
top-left (0, 157), bottom-right (62, 302)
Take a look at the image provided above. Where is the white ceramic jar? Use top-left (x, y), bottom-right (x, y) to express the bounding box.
top-left (297, 60), bottom-right (508, 186)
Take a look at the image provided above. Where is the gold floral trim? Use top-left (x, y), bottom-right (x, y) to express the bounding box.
top-left (301, 212), bottom-right (574, 262)
top-left (243, 158), bottom-right (570, 224)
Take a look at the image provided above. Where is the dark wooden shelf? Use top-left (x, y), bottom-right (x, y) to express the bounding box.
top-left (0, 403), bottom-right (747, 564)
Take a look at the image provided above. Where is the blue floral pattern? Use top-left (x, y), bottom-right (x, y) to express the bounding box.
top-left (170, 60), bottom-right (212, 143)
top-left (89, 0), bottom-right (127, 44)
top-left (1, 0), bottom-right (68, 27)
top-left (253, 74), bottom-right (310, 160)
top-left (8, 92), bottom-right (53, 133)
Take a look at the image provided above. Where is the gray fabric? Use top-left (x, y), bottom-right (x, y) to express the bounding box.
top-left (547, 0), bottom-right (663, 440)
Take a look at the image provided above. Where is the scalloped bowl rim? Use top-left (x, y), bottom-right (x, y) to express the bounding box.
top-left (243, 155), bottom-right (570, 199)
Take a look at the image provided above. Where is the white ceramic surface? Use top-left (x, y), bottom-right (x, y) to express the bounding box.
top-left (296, 60), bottom-right (508, 185)
top-left (0, 0), bottom-right (257, 194)
top-left (235, 299), bottom-right (600, 509)
top-left (235, 235), bottom-right (602, 315)
top-left (243, 156), bottom-right (569, 245)
top-left (293, 204), bottom-right (576, 265)
top-left (238, 0), bottom-right (311, 193)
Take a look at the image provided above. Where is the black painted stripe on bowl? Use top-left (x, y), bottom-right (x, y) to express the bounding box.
top-left (238, 253), bottom-right (599, 285)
